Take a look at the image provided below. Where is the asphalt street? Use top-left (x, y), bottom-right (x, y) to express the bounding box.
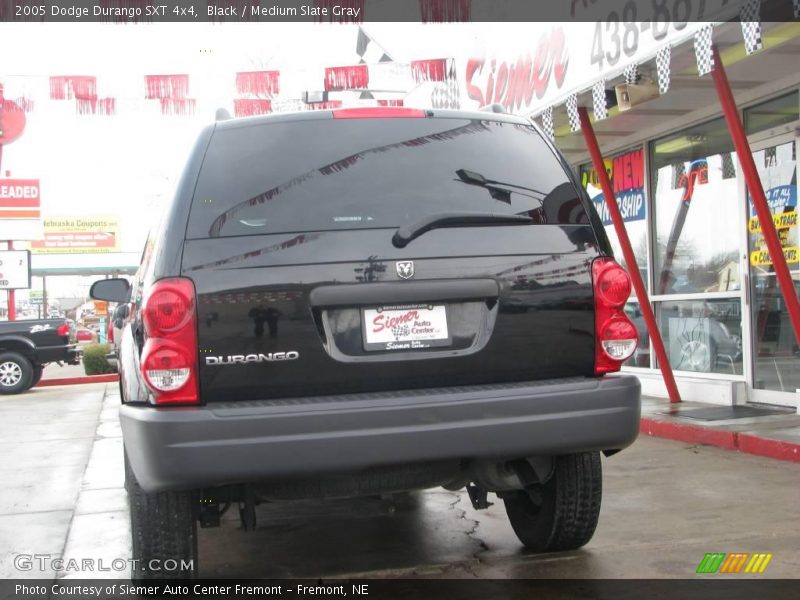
top-left (1, 382), bottom-right (799, 580)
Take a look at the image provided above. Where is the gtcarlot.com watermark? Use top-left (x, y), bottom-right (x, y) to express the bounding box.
top-left (14, 553), bottom-right (193, 574)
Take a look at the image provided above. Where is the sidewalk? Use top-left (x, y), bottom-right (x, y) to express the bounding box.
top-left (641, 396), bottom-right (800, 463)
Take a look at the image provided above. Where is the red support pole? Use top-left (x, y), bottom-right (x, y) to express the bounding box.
top-left (6, 241), bottom-right (15, 321)
top-left (578, 107), bottom-right (682, 403)
top-left (711, 46), bottom-right (800, 351)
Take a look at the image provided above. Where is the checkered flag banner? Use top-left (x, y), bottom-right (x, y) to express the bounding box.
top-left (429, 58), bottom-right (460, 109)
top-left (656, 45), bottom-right (671, 94)
top-left (565, 93), bottom-right (580, 132)
top-left (540, 107), bottom-right (554, 141)
top-left (694, 24), bottom-right (715, 76)
top-left (794, 0), bottom-right (800, 17)
top-left (740, 0), bottom-right (763, 55)
top-left (592, 80), bottom-right (607, 121)
top-left (624, 63), bottom-right (638, 85)
top-left (356, 26), bottom-right (394, 64)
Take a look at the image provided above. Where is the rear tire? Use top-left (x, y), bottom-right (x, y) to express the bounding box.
top-left (125, 451), bottom-right (199, 579)
top-left (31, 366), bottom-right (44, 387)
top-left (0, 352), bottom-right (34, 394)
top-left (503, 452), bottom-right (602, 552)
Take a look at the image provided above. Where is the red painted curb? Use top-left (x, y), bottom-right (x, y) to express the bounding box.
top-left (36, 374), bottom-right (119, 387)
top-left (640, 417), bottom-right (800, 463)
top-left (640, 418), bottom-right (737, 450)
top-left (738, 432), bottom-right (800, 463)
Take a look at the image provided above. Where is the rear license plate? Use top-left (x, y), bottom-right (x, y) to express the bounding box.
top-left (363, 305), bottom-right (451, 351)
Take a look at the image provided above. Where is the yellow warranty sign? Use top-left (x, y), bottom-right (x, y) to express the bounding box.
top-left (750, 246), bottom-right (799, 266)
top-left (749, 210), bottom-right (798, 233)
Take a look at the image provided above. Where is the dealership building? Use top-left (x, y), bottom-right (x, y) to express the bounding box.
top-left (526, 17), bottom-right (800, 409)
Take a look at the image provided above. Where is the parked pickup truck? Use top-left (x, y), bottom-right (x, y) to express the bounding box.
top-left (0, 318), bottom-right (80, 393)
top-left (91, 106), bottom-right (641, 579)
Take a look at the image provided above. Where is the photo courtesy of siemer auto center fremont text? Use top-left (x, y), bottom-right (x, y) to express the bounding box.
top-left (1, 1), bottom-right (800, 598)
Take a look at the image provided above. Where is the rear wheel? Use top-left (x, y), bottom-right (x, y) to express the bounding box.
top-left (503, 452), bottom-right (602, 552)
top-left (31, 366), bottom-right (44, 387)
top-left (0, 352), bottom-right (34, 394)
top-left (125, 451), bottom-right (199, 579)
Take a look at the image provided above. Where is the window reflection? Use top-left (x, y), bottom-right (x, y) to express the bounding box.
top-left (658, 299), bottom-right (743, 374)
top-left (651, 119), bottom-right (740, 295)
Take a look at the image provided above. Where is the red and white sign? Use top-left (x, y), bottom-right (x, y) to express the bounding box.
top-left (0, 179), bottom-right (43, 240)
top-left (0, 179), bottom-right (40, 218)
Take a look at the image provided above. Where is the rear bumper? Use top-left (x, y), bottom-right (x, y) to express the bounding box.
top-left (121, 375), bottom-right (641, 493)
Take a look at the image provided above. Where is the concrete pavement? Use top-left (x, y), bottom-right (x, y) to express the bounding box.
top-left (1, 383), bottom-right (799, 580)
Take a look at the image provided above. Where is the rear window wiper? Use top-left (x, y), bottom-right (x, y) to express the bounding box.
top-left (392, 211), bottom-right (533, 248)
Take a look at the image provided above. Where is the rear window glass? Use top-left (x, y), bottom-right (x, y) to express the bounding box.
top-left (188, 117), bottom-right (588, 239)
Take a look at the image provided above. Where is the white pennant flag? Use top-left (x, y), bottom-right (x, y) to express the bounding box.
top-left (694, 25), bottom-right (715, 76)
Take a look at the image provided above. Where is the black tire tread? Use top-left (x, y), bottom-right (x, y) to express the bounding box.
top-left (503, 452), bottom-right (602, 552)
top-left (125, 452), bottom-right (198, 579)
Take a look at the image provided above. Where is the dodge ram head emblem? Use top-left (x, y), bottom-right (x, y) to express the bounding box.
top-left (396, 261), bottom-right (414, 279)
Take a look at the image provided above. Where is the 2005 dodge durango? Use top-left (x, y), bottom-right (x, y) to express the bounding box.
top-left (91, 106), bottom-right (641, 579)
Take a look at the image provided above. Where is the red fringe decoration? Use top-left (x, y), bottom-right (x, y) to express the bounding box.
top-left (160, 98), bottom-right (196, 116)
top-left (307, 101), bottom-right (343, 110)
top-left (234, 99), bottom-right (272, 117)
top-left (2, 97), bottom-right (35, 113)
top-left (377, 100), bottom-right (404, 107)
top-left (411, 59), bottom-right (449, 83)
top-left (418, 0), bottom-right (471, 23)
top-left (145, 75), bottom-right (189, 100)
top-left (235, 71), bottom-right (280, 96)
top-left (314, 0), bottom-right (364, 23)
top-left (76, 98), bottom-right (116, 116)
top-left (50, 76), bottom-right (97, 100)
top-left (324, 65), bottom-right (369, 92)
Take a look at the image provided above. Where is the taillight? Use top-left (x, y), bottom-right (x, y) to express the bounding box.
top-left (57, 323), bottom-right (70, 337)
top-left (140, 278), bottom-right (199, 405)
top-left (592, 258), bottom-right (638, 375)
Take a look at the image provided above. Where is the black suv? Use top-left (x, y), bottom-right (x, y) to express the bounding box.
top-left (92, 106), bottom-right (641, 578)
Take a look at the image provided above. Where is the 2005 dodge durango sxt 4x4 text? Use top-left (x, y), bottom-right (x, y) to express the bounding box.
top-left (91, 106), bottom-right (641, 579)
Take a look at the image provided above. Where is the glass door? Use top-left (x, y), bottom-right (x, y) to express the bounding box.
top-left (745, 134), bottom-right (800, 407)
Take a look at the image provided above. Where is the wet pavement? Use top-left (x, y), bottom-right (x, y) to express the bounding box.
top-left (1, 382), bottom-right (799, 580)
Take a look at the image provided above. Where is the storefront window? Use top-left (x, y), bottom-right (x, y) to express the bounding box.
top-left (659, 299), bottom-right (743, 375)
top-left (580, 147), bottom-right (648, 295)
top-left (624, 302), bottom-right (652, 368)
top-left (744, 91), bottom-right (799, 135)
top-left (650, 118), bottom-right (740, 295)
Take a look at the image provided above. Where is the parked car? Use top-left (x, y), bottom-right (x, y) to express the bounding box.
top-left (91, 106), bottom-right (641, 579)
top-left (75, 327), bottom-right (98, 349)
top-left (0, 318), bottom-right (81, 393)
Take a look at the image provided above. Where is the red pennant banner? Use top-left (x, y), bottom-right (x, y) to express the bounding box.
top-left (76, 98), bottom-right (116, 116)
top-left (1, 97), bottom-right (34, 113)
top-left (235, 71), bottom-right (280, 96)
top-left (324, 65), bottom-right (369, 92)
top-left (160, 98), bottom-right (196, 116)
top-left (410, 59), bottom-right (449, 83)
top-left (307, 101), bottom-right (343, 110)
top-left (145, 75), bottom-right (189, 100)
top-left (233, 99), bottom-right (272, 117)
top-left (418, 0), bottom-right (471, 23)
top-left (377, 99), bottom-right (405, 107)
top-left (314, 0), bottom-right (364, 22)
top-left (50, 76), bottom-right (98, 100)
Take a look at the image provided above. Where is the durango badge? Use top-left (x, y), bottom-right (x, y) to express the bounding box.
top-left (396, 261), bottom-right (414, 279)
